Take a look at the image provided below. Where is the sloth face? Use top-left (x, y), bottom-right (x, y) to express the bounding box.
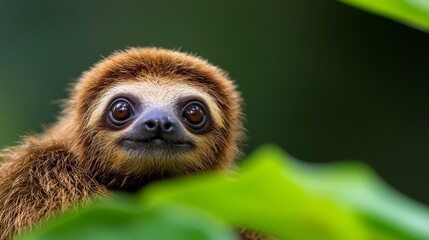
top-left (85, 80), bottom-right (226, 175)
top-left (61, 48), bottom-right (243, 178)
top-left (109, 98), bottom-right (208, 149)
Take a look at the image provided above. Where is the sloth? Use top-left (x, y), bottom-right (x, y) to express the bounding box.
top-left (0, 48), bottom-right (249, 239)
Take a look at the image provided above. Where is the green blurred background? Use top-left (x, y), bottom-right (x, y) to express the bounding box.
top-left (1, 0), bottom-right (429, 204)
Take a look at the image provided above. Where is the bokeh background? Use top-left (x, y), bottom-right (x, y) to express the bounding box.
top-left (1, 0), bottom-right (429, 204)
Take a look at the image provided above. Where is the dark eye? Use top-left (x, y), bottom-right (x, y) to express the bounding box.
top-left (109, 99), bottom-right (133, 125)
top-left (182, 101), bottom-right (208, 130)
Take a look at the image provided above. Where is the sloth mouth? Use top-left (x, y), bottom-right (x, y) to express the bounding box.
top-left (120, 136), bottom-right (193, 150)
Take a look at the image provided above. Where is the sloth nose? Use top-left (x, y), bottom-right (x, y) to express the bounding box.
top-left (141, 110), bottom-right (177, 134)
top-left (144, 118), bottom-right (174, 133)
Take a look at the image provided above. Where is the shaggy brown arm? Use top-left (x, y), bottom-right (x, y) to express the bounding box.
top-left (0, 141), bottom-right (108, 240)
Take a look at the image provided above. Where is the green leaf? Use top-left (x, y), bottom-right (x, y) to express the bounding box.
top-left (19, 196), bottom-right (236, 240)
top-left (340, 0), bottom-right (429, 32)
top-left (19, 144), bottom-right (429, 240)
top-left (140, 147), bottom-right (367, 240)
top-left (141, 145), bottom-right (429, 240)
top-left (259, 145), bottom-right (429, 240)
top-left (242, 145), bottom-right (429, 239)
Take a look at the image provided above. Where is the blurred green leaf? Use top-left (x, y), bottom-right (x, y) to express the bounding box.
top-left (19, 145), bottom-right (429, 240)
top-left (340, 0), bottom-right (429, 32)
top-left (248, 145), bottom-right (429, 239)
top-left (141, 146), bottom-right (366, 240)
top-left (20, 196), bottom-right (236, 240)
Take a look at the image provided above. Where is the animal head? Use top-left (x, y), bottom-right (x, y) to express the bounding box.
top-left (55, 48), bottom-right (244, 180)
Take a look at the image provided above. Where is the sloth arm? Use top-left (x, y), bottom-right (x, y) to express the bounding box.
top-left (0, 140), bottom-right (108, 240)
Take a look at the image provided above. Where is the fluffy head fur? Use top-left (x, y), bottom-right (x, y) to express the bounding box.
top-left (0, 48), bottom-right (244, 239)
top-left (54, 48), bottom-right (244, 188)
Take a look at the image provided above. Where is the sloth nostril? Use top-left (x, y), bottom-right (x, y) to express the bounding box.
top-left (145, 120), bottom-right (157, 131)
top-left (163, 122), bottom-right (173, 131)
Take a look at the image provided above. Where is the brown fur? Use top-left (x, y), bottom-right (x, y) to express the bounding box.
top-left (0, 48), bottom-right (244, 239)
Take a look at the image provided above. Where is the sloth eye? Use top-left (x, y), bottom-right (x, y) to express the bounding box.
top-left (182, 101), bottom-right (208, 130)
top-left (109, 99), bottom-right (133, 125)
